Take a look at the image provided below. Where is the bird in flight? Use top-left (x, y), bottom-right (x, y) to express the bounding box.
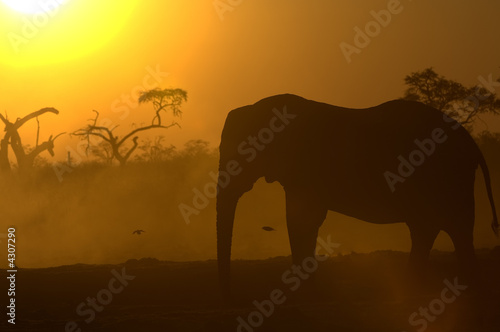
top-left (262, 226), bottom-right (276, 231)
top-left (132, 230), bottom-right (145, 235)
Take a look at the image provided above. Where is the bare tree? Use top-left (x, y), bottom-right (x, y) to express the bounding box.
top-left (0, 107), bottom-right (63, 172)
top-left (11, 132), bottom-right (65, 171)
top-left (73, 88), bottom-right (187, 166)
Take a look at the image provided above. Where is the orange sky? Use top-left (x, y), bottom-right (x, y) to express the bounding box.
top-left (1, 0), bottom-right (500, 162)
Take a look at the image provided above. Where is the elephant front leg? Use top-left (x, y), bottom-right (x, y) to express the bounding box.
top-left (407, 223), bottom-right (440, 269)
top-left (285, 188), bottom-right (328, 265)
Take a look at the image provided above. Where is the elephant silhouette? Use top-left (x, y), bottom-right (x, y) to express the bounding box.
top-left (216, 94), bottom-right (497, 295)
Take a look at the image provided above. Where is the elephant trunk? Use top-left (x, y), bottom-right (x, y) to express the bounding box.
top-left (216, 121), bottom-right (262, 297)
top-left (216, 187), bottom-right (238, 298)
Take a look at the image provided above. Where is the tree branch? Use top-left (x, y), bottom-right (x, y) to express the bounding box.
top-left (13, 107), bottom-right (59, 130)
top-left (118, 122), bottom-right (179, 146)
top-left (122, 136), bottom-right (139, 162)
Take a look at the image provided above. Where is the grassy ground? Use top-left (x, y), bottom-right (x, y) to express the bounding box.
top-left (3, 250), bottom-right (500, 332)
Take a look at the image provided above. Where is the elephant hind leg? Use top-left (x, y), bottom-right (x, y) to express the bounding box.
top-left (405, 223), bottom-right (440, 291)
top-left (285, 188), bottom-right (328, 265)
top-left (445, 224), bottom-right (477, 285)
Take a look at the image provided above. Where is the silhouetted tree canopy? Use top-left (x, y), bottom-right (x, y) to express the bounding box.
top-left (135, 136), bottom-right (176, 163)
top-left (403, 67), bottom-right (500, 128)
top-left (138, 88), bottom-right (187, 125)
top-left (89, 140), bottom-right (114, 165)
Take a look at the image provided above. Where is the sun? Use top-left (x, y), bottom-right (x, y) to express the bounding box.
top-left (0, 0), bottom-right (140, 67)
top-left (1, 0), bottom-right (62, 14)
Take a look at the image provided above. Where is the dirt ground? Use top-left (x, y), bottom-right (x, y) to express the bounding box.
top-left (2, 250), bottom-right (500, 332)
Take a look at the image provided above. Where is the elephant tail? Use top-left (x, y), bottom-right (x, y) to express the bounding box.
top-left (478, 151), bottom-right (498, 236)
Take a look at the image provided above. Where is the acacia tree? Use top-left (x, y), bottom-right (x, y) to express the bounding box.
top-left (402, 67), bottom-right (500, 128)
top-left (73, 88), bottom-right (187, 166)
top-left (0, 107), bottom-right (64, 172)
top-left (139, 88), bottom-right (187, 125)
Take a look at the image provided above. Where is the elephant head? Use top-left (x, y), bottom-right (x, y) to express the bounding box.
top-left (216, 95), bottom-right (302, 296)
